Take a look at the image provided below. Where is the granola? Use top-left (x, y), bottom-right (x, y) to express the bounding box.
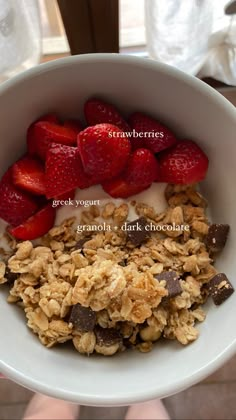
top-left (0, 184), bottom-right (232, 356)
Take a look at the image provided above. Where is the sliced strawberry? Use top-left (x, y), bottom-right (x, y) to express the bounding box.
top-left (52, 189), bottom-right (76, 208)
top-left (9, 203), bottom-right (56, 240)
top-left (45, 144), bottom-right (95, 199)
top-left (54, 189), bottom-right (76, 201)
top-left (64, 119), bottom-right (83, 134)
top-left (0, 169), bottom-right (39, 227)
top-left (12, 156), bottom-right (45, 195)
top-left (27, 121), bottom-right (78, 160)
top-left (102, 178), bottom-right (151, 198)
top-left (37, 113), bottom-right (59, 124)
top-left (124, 148), bottom-right (160, 186)
top-left (78, 123), bottom-right (131, 181)
top-left (84, 98), bottom-right (130, 132)
top-left (102, 148), bottom-right (158, 198)
top-left (129, 112), bottom-right (177, 153)
top-left (159, 140), bottom-right (209, 184)
top-left (27, 114), bottom-right (59, 155)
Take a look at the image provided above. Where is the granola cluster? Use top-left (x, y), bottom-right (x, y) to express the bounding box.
top-left (0, 184), bottom-right (223, 355)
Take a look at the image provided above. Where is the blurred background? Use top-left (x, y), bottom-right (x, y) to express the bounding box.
top-left (0, 0), bottom-right (236, 88)
top-left (0, 1), bottom-right (236, 419)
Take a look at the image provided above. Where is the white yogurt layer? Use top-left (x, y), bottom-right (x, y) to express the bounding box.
top-left (0, 183), bottom-right (168, 252)
top-left (55, 182), bottom-right (168, 225)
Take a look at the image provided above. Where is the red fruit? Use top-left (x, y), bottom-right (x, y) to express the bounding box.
top-left (102, 178), bottom-right (151, 199)
top-left (36, 113), bottom-right (59, 124)
top-left (64, 119), bottom-right (83, 133)
top-left (12, 156), bottom-right (45, 195)
top-left (78, 123), bottom-right (131, 181)
top-left (54, 189), bottom-right (76, 201)
top-left (52, 190), bottom-right (76, 209)
top-left (27, 114), bottom-right (59, 155)
top-left (0, 169), bottom-right (39, 227)
top-left (124, 148), bottom-right (160, 186)
top-left (84, 98), bottom-right (130, 132)
top-left (45, 144), bottom-right (95, 199)
top-left (129, 112), bottom-right (177, 153)
top-left (9, 203), bottom-right (56, 240)
top-left (159, 140), bottom-right (209, 184)
top-left (27, 121), bottom-right (78, 160)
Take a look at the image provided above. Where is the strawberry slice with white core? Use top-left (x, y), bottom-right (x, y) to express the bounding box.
top-left (12, 156), bottom-right (46, 196)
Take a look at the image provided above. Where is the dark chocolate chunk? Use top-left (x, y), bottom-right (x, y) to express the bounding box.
top-left (207, 273), bottom-right (234, 305)
top-left (118, 260), bottom-right (127, 267)
top-left (125, 217), bottom-right (150, 247)
top-left (75, 238), bottom-right (90, 250)
top-left (69, 303), bottom-right (96, 331)
top-left (205, 224), bottom-right (229, 253)
top-left (123, 338), bottom-right (134, 349)
top-left (155, 271), bottom-right (182, 298)
top-left (190, 302), bottom-right (199, 311)
top-left (95, 326), bottom-right (122, 346)
top-left (5, 267), bottom-right (18, 285)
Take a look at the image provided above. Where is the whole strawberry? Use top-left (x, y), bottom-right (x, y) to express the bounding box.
top-left (129, 112), bottom-right (177, 152)
top-left (159, 140), bottom-right (209, 184)
top-left (84, 98), bottom-right (130, 132)
top-left (77, 123), bottom-right (131, 181)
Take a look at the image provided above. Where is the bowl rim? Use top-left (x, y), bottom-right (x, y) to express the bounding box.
top-left (0, 53), bottom-right (235, 118)
top-left (0, 53), bottom-right (236, 405)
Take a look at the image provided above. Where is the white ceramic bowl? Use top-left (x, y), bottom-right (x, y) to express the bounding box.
top-left (0, 54), bottom-right (236, 406)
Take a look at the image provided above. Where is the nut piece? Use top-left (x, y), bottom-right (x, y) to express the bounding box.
top-left (95, 343), bottom-right (120, 356)
top-left (15, 241), bottom-right (33, 260)
top-left (0, 262), bottom-right (6, 284)
top-left (69, 304), bottom-right (96, 332)
top-left (113, 204), bottom-right (129, 224)
top-left (207, 273), bottom-right (234, 305)
top-left (73, 332), bottom-right (96, 354)
top-left (205, 224), bottom-right (229, 253)
top-left (102, 202), bottom-right (115, 219)
top-left (140, 325), bottom-right (162, 342)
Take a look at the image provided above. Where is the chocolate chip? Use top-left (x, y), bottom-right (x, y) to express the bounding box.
top-left (94, 326), bottom-right (122, 346)
top-left (190, 303), bottom-right (199, 311)
top-left (155, 271), bottom-right (182, 298)
top-left (123, 338), bottom-right (134, 349)
top-left (4, 267), bottom-right (18, 285)
top-left (118, 259), bottom-right (127, 267)
top-left (125, 217), bottom-right (150, 247)
top-left (205, 224), bottom-right (229, 253)
top-left (69, 304), bottom-right (96, 331)
top-left (207, 273), bottom-right (234, 305)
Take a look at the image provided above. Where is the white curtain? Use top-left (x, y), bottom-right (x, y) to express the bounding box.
top-left (0, 0), bottom-right (41, 81)
top-left (145, 0), bottom-right (236, 85)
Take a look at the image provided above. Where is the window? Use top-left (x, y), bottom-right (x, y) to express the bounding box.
top-left (39, 0), bottom-right (147, 56)
top-left (39, 0), bottom-right (69, 55)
